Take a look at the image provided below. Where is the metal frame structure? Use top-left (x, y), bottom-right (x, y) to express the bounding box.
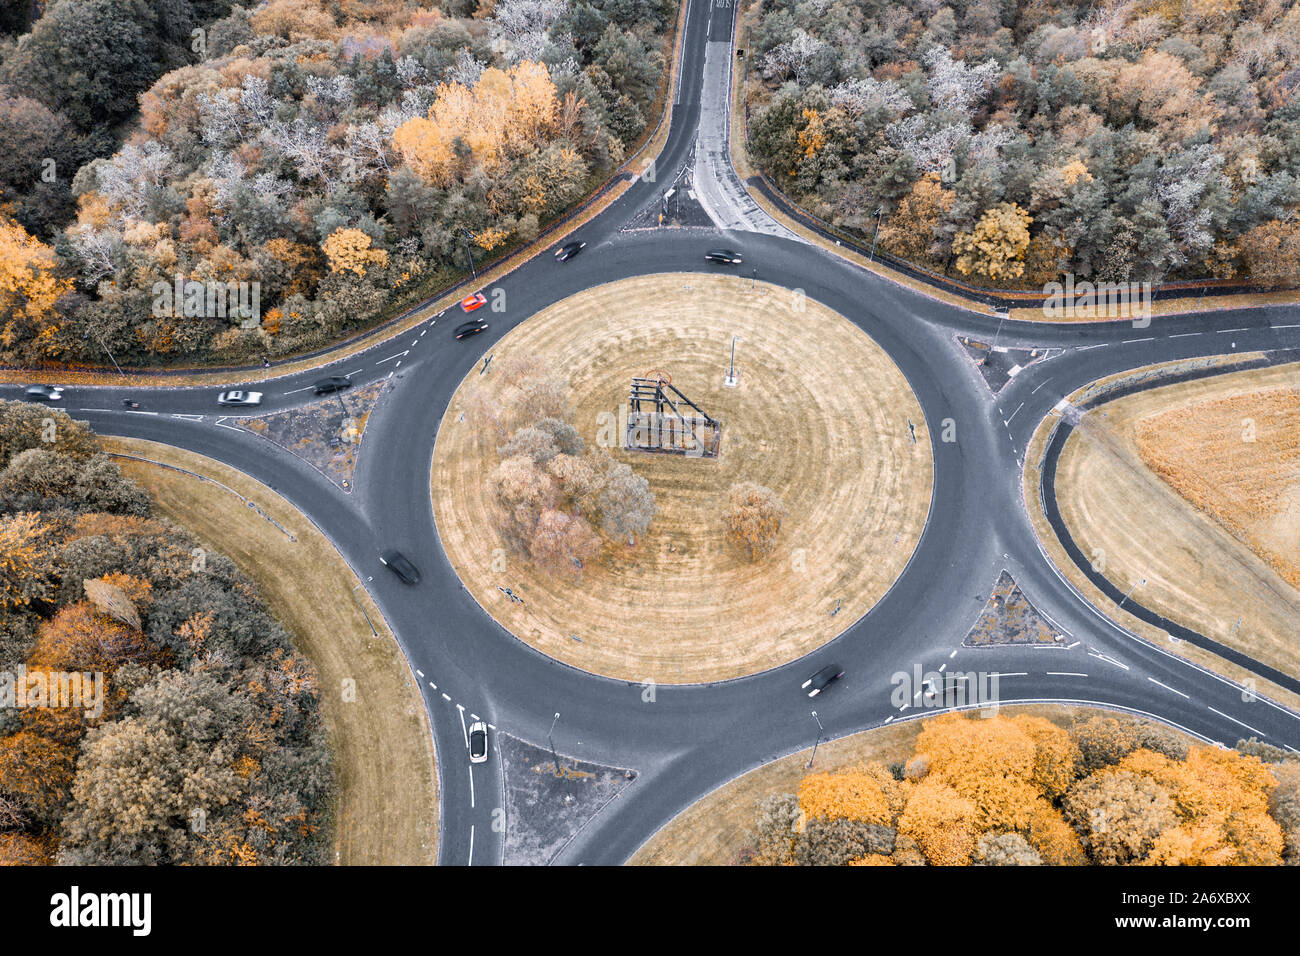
top-left (625, 376), bottom-right (722, 458)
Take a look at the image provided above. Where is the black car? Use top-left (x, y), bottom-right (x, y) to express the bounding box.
top-left (704, 248), bottom-right (743, 265)
top-left (802, 664), bottom-right (844, 698)
top-left (313, 376), bottom-right (352, 395)
top-left (555, 240), bottom-right (586, 261)
top-left (454, 319), bottom-right (489, 340)
top-left (23, 384), bottom-right (64, 402)
top-left (379, 550), bottom-right (420, 585)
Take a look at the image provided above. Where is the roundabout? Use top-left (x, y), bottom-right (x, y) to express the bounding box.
top-left (8, 0), bottom-right (1299, 868)
top-left (430, 274), bottom-right (933, 682)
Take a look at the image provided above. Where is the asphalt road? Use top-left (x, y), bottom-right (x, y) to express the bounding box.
top-left (7, 0), bottom-right (1299, 865)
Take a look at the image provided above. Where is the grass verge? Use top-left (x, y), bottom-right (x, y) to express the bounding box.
top-left (105, 437), bottom-right (438, 865)
top-left (1022, 360), bottom-right (1300, 713)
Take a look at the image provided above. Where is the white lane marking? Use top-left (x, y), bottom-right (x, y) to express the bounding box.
top-left (1031, 377), bottom-right (1053, 394)
top-left (376, 350), bottom-right (409, 365)
top-left (171, 413), bottom-right (204, 421)
top-left (992, 672), bottom-right (1027, 678)
top-left (441, 692), bottom-right (451, 701)
top-left (1087, 651), bottom-right (1129, 670)
top-left (1218, 327), bottom-right (1249, 333)
top-left (1046, 672), bottom-right (1088, 677)
top-left (428, 681), bottom-right (437, 690)
top-left (1147, 677), bottom-right (1189, 698)
top-left (948, 650), bottom-right (958, 659)
top-left (1004, 401), bottom-right (1024, 425)
top-left (469, 770), bottom-right (475, 808)
top-left (282, 384), bottom-right (317, 395)
top-left (457, 704), bottom-right (468, 747)
top-left (416, 669), bottom-right (424, 678)
top-left (1123, 337), bottom-right (1154, 343)
top-left (468, 825), bottom-right (475, 866)
top-left (1169, 332), bottom-right (1201, 338)
top-left (1208, 706), bottom-right (1266, 737)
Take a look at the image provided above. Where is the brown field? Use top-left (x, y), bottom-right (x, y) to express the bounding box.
top-left (1135, 386), bottom-right (1300, 590)
top-left (431, 274), bottom-right (933, 683)
top-left (1050, 363), bottom-right (1300, 689)
top-left (628, 704), bottom-right (1194, 865)
top-left (107, 438), bottom-right (438, 865)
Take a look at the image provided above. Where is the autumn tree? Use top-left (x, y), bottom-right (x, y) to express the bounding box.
top-left (879, 173), bottom-right (955, 264)
top-left (1064, 768), bottom-right (1180, 864)
top-left (0, 215), bottom-right (71, 347)
top-left (0, 512), bottom-right (57, 610)
top-left (1240, 220), bottom-right (1300, 285)
top-left (321, 228), bottom-right (389, 276)
top-left (529, 508), bottom-right (601, 578)
top-left (953, 203), bottom-right (1034, 282)
top-left (596, 461), bottom-right (655, 545)
top-left (725, 482), bottom-right (786, 561)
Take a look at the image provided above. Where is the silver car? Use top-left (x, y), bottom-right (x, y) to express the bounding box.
top-left (217, 390), bottom-right (263, 407)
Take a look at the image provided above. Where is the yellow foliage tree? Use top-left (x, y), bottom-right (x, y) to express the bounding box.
top-left (0, 215), bottom-right (71, 347)
top-left (321, 228), bottom-right (389, 276)
top-left (393, 61), bottom-right (558, 187)
top-left (797, 765), bottom-right (898, 826)
top-left (953, 202), bottom-right (1033, 281)
top-left (898, 778), bottom-right (980, 865)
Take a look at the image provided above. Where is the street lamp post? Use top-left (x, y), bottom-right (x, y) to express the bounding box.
top-left (724, 335), bottom-right (738, 387)
top-left (806, 710), bottom-right (824, 769)
top-left (83, 325), bottom-right (125, 377)
top-left (462, 227), bottom-right (477, 280)
top-left (869, 206), bottom-right (884, 262)
top-left (1117, 577), bottom-right (1146, 609)
top-left (547, 712), bottom-right (561, 775)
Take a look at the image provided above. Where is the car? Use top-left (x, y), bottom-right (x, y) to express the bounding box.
top-left (460, 292), bottom-right (487, 312)
top-left (217, 390), bottom-right (263, 407)
top-left (23, 384), bottom-right (64, 402)
top-left (704, 248), bottom-right (743, 265)
top-left (802, 664), bottom-right (844, 698)
top-left (468, 721), bottom-right (488, 764)
top-left (555, 240), bottom-right (586, 262)
top-left (312, 376), bottom-right (352, 395)
top-left (454, 319), bottom-right (488, 340)
top-left (379, 549), bottom-right (420, 585)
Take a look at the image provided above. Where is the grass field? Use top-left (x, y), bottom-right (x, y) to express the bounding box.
top-left (628, 704), bottom-right (1192, 865)
top-left (1052, 363), bottom-right (1300, 690)
top-left (431, 273), bottom-right (933, 683)
top-left (1135, 385), bottom-right (1300, 590)
top-left (106, 438), bottom-right (438, 866)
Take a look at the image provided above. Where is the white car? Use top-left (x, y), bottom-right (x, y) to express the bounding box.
top-left (217, 390), bottom-right (263, 407)
top-left (468, 721), bottom-right (488, 764)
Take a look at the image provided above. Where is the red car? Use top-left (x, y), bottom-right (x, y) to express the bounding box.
top-left (460, 292), bottom-right (487, 312)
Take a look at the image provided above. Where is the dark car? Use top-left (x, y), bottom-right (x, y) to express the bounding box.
top-left (313, 376), bottom-right (352, 395)
top-left (379, 550), bottom-right (420, 585)
top-left (555, 240), bottom-right (586, 262)
top-left (454, 319), bottom-right (489, 340)
top-left (802, 664), bottom-right (844, 698)
top-left (23, 384), bottom-right (64, 402)
top-left (704, 248), bottom-right (743, 265)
